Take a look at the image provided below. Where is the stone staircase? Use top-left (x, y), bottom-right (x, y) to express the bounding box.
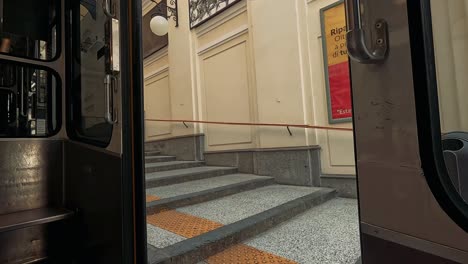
top-left (145, 150), bottom-right (360, 264)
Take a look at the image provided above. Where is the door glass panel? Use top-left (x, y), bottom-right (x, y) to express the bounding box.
top-left (0, 0), bottom-right (59, 60)
top-left (0, 62), bottom-right (59, 137)
top-left (69, 0), bottom-right (113, 146)
top-left (431, 0), bottom-right (468, 203)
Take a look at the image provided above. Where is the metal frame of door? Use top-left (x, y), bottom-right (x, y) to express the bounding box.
top-left (0, 0), bottom-right (144, 262)
top-left (119, 0), bottom-right (147, 262)
top-left (63, 0), bottom-right (146, 262)
top-left (346, 0), bottom-right (468, 263)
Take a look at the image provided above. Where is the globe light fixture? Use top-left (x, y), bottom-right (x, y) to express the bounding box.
top-left (150, 15), bottom-right (169, 36)
top-left (150, 0), bottom-right (178, 36)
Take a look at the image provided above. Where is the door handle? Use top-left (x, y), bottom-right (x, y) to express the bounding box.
top-left (104, 74), bottom-right (118, 124)
top-left (110, 18), bottom-right (120, 73)
top-left (345, 0), bottom-right (388, 64)
top-left (104, 16), bottom-right (120, 74)
top-left (103, 0), bottom-right (115, 18)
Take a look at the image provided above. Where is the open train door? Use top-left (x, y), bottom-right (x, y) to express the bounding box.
top-left (346, 0), bottom-right (468, 263)
top-left (65, 0), bottom-right (146, 262)
top-left (0, 0), bottom-right (146, 263)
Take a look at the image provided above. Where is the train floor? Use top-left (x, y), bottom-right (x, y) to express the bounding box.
top-left (144, 151), bottom-right (360, 264)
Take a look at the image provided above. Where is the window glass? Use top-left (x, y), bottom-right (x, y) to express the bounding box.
top-left (68, 0), bottom-right (113, 146)
top-left (0, 0), bottom-right (59, 60)
top-left (431, 0), bottom-right (468, 202)
top-left (0, 62), bottom-right (59, 137)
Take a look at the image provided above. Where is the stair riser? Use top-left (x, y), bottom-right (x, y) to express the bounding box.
top-left (146, 178), bottom-right (275, 214)
top-left (151, 189), bottom-right (337, 264)
top-left (145, 163), bottom-right (204, 173)
top-left (146, 168), bottom-right (238, 188)
top-left (145, 151), bottom-right (161, 157)
top-left (145, 157), bottom-right (177, 163)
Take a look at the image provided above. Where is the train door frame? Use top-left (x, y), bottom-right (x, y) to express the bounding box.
top-left (119, 0), bottom-right (147, 262)
top-left (346, 0), bottom-right (468, 263)
top-left (64, 0), bottom-right (147, 262)
top-left (0, 0), bottom-right (146, 262)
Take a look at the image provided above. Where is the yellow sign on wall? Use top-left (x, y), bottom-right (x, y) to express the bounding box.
top-left (321, 1), bottom-right (352, 123)
top-left (323, 3), bottom-right (348, 66)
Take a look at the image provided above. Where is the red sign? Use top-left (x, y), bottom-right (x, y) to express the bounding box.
top-left (328, 62), bottom-right (352, 120)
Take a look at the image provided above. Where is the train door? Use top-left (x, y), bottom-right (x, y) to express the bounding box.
top-left (66, 0), bottom-right (147, 262)
top-left (0, 0), bottom-right (145, 263)
top-left (346, 0), bottom-right (468, 263)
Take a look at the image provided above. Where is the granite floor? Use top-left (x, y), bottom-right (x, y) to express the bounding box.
top-left (245, 198), bottom-right (360, 264)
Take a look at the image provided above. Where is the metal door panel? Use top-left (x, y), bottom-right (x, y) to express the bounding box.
top-left (64, 141), bottom-right (123, 263)
top-left (350, 0), bottom-right (468, 258)
top-left (358, 164), bottom-right (468, 250)
top-left (360, 233), bottom-right (461, 264)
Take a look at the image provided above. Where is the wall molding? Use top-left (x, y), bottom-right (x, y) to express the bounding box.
top-left (142, 0), bottom-right (155, 15)
top-left (197, 25), bottom-right (248, 56)
top-left (194, 0), bottom-right (247, 37)
top-left (144, 46), bottom-right (169, 67)
top-left (144, 65), bottom-right (169, 81)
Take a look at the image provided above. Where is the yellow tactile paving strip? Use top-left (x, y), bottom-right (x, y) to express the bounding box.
top-left (146, 195), bottom-right (160, 203)
top-left (206, 244), bottom-right (296, 264)
top-left (147, 210), bottom-right (223, 238)
top-left (146, 194), bottom-right (297, 264)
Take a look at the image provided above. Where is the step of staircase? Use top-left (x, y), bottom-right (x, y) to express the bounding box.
top-left (145, 151), bottom-right (161, 157)
top-left (145, 156), bottom-right (177, 163)
top-left (146, 174), bottom-right (274, 213)
top-left (146, 166), bottom-right (239, 188)
top-left (241, 198), bottom-right (360, 264)
top-left (147, 185), bottom-right (337, 264)
top-left (145, 161), bottom-right (205, 173)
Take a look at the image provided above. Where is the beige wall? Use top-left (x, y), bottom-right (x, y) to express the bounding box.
top-left (143, 1), bottom-right (196, 140)
top-left (142, 0), bottom-right (355, 175)
top-left (249, 0), bottom-right (310, 148)
top-left (431, 0), bottom-right (468, 133)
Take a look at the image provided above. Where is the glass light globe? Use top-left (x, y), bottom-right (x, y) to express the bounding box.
top-left (150, 15), bottom-right (169, 36)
